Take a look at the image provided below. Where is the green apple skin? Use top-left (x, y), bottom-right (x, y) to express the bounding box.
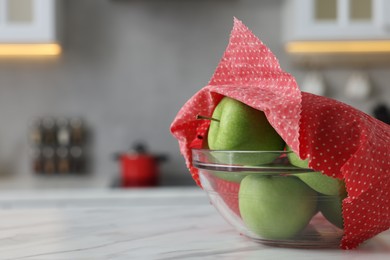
top-left (287, 146), bottom-right (345, 196)
top-left (319, 192), bottom-right (347, 229)
top-left (211, 171), bottom-right (247, 183)
top-left (296, 172), bottom-right (345, 196)
top-left (239, 175), bottom-right (318, 240)
top-left (286, 146), bottom-right (309, 168)
top-left (207, 97), bottom-right (285, 165)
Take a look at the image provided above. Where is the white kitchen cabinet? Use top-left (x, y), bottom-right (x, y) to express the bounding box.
top-left (0, 0), bottom-right (59, 43)
top-left (283, 0), bottom-right (390, 42)
top-left (283, 0), bottom-right (390, 65)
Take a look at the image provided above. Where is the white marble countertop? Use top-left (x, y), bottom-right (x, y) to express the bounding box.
top-left (0, 187), bottom-right (389, 260)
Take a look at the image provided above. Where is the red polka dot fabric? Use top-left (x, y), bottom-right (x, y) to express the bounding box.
top-left (170, 18), bottom-right (390, 249)
top-left (300, 93), bottom-right (390, 249)
top-left (213, 177), bottom-right (241, 217)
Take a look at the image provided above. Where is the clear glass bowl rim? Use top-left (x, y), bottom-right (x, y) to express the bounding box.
top-left (192, 148), bottom-right (314, 173)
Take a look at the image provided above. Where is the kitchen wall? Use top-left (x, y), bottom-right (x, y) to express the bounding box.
top-left (0, 0), bottom-right (388, 189)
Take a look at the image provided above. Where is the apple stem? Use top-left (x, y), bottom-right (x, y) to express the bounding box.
top-left (196, 114), bottom-right (220, 122)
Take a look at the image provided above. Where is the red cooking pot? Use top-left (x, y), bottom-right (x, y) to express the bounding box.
top-left (114, 143), bottom-right (167, 188)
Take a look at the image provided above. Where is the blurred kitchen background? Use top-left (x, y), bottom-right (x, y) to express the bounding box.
top-left (0, 0), bottom-right (389, 190)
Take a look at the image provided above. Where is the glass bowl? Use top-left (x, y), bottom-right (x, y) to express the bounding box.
top-left (192, 149), bottom-right (345, 248)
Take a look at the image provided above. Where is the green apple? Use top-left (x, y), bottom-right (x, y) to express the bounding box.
top-left (287, 146), bottom-right (345, 196)
top-left (286, 146), bottom-right (309, 168)
top-left (296, 172), bottom-right (345, 196)
top-left (210, 170), bottom-right (285, 183)
top-left (210, 171), bottom-right (248, 183)
top-left (319, 190), bottom-right (347, 229)
top-left (239, 175), bottom-right (317, 240)
top-left (207, 97), bottom-right (285, 165)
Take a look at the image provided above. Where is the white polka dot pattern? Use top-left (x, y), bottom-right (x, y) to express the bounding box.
top-left (300, 92), bottom-right (390, 249)
top-left (171, 18), bottom-right (301, 186)
top-left (170, 18), bottom-right (390, 249)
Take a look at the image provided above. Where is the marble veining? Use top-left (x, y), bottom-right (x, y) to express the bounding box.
top-left (0, 188), bottom-right (389, 260)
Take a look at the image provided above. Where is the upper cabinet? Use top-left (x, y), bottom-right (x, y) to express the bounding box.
top-left (283, 0), bottom-right (390, 66)
top-left (0, 0), bottom-right (59, 43)
top-left (0, 0), bottom-right (61, 56)
top-left (284, 0), bottom-right (390, 41)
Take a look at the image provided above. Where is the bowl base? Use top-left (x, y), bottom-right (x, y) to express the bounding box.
top-left (247, 236), bottom-right (341, 249)
top-left (244, 216), bottom-right (343, 249)
top-left (250, 238), bottom-right (340, 249)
